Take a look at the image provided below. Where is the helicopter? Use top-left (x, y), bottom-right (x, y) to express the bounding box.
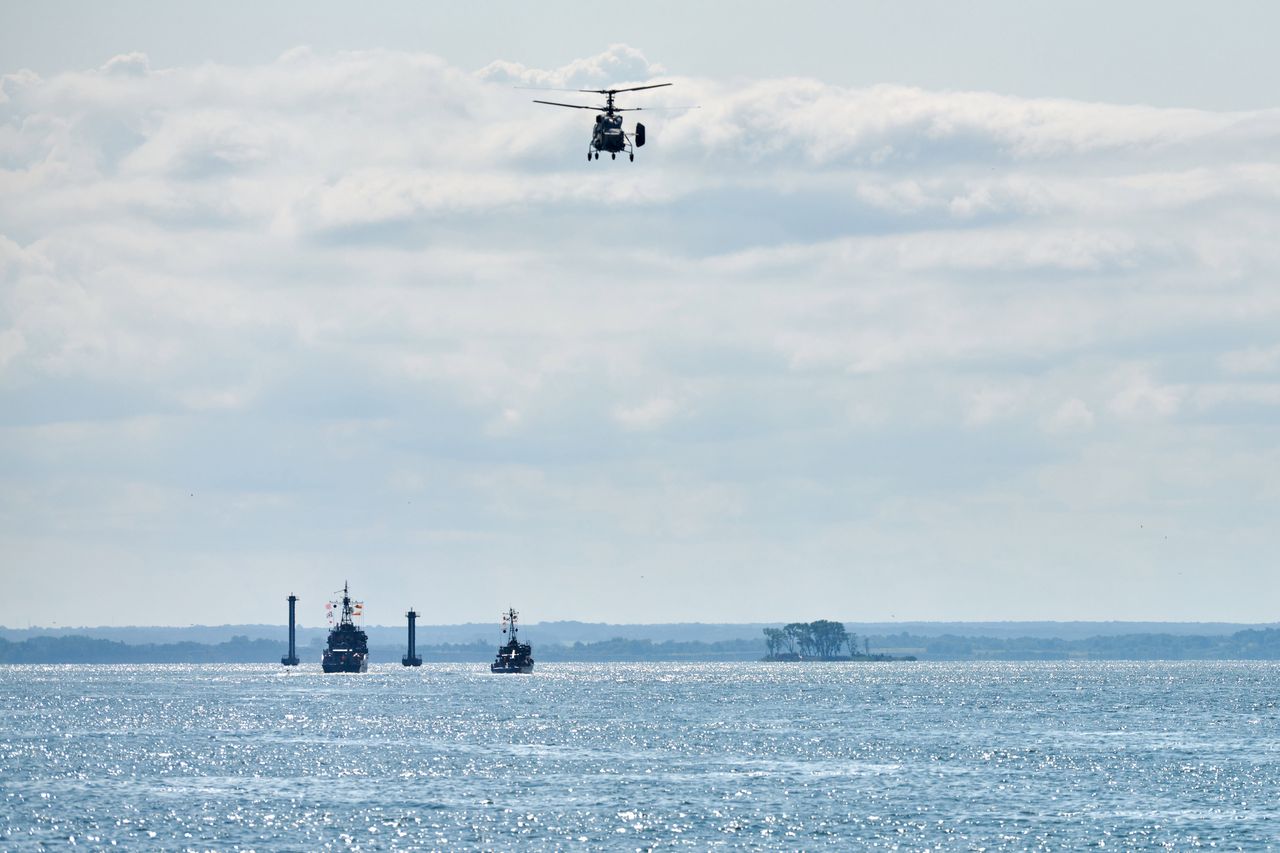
top-left (530, 83), bottom-right (677, 162)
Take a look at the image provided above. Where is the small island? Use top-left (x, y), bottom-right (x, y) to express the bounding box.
top-left (763, 620), bottom-right (916, 662)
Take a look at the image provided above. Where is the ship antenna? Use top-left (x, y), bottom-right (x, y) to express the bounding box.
top-left (340, 581), bottom-right (354, 625)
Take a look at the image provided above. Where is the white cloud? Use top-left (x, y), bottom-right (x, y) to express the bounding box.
top-left (1220, 344), bottom-right (1280, 375)
top-left (485, 407), bottom-right (524, 436)
top-left (1191, 382), bottom-right (1280, 410)
top-left (1108, 367), bottom-right (1186, 420)
top-left (100, 52), bottom-right (151, 77)
top-left (478, 44), bottom-right (664, 88)
top-left (177, 381), bottom-right (259, 412)
top-left (2, 46), bottom-right (1279, 623)
top-left (1043, 398), bottom-right (1096, 434)
top-left (964, 387), bottom-right (1022, 426)
top-left (614, 397), bottom-right (677, 431)
top-left (0, 327), bottom-right (25, 370)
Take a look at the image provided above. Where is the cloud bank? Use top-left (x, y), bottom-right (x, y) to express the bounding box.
top-left (2, 46), bottom-right (1278, 625)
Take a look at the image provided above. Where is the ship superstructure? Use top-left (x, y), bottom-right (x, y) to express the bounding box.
top-left (322, 582), bottom-right (369, 673)
top-left (490, 607), bottom-right (534, 673)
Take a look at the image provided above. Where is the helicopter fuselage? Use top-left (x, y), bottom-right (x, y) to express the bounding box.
top-left (592, 114), bottom-right (627, 153)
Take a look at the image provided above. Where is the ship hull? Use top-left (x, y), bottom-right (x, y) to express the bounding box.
top-left (490, 662), bottom-right (534, 674)
top-left (322, 652), bottom-right (368, 673)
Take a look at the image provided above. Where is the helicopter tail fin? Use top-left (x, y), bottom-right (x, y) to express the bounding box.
top-left (635, 123), bottom-right (646, 147)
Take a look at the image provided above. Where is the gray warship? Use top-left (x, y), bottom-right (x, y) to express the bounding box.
top-left (490, 607), bottom-right (534, 673)
top-left (322, 582), bottom-right (368, 673)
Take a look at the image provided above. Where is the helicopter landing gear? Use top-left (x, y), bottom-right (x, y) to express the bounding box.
top-left (587, 151), bottom-right (592, 162)
top-left (629, 153), bottom-right (634, 162)
top-left (611, 152), bottom-right (616, 160)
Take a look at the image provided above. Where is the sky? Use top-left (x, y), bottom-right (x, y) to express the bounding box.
top-left (2, 2), bottom-right (1279, 627)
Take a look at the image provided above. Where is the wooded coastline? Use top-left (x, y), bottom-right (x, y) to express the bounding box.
top-left (761, 620), bottom-right (916, 661)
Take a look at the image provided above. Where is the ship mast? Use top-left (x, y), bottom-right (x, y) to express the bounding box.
top-left (332, 581), bottom-right (362, 628)
top-left (503, 607), bottom-right (519, 643)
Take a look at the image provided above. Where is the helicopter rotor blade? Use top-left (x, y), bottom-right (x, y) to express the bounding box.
top-left (579, 82), bottom-right (673, 95)
top-left (531, 100), bottom-right (604, 110)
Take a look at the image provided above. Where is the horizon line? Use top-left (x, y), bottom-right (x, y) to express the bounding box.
top-left (7, 618), bottom-right (1280, 631)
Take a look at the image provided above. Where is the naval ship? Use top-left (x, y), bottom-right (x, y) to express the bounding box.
top-left (322, 582), bottom-right (369, 673)
top-left (490, 607), bottom-right (534, 673)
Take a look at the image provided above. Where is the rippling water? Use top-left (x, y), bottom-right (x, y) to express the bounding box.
top-left (2, 662), bottom-right (1278, 849)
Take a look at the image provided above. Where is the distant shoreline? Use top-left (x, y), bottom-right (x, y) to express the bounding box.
top-left (5, 626), bottom-right (1280, 664)
top-left (6, 620), bottom-right (1276, 645)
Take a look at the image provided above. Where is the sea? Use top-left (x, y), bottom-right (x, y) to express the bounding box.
top-left (2, 662), bottom-right (1278, 850)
